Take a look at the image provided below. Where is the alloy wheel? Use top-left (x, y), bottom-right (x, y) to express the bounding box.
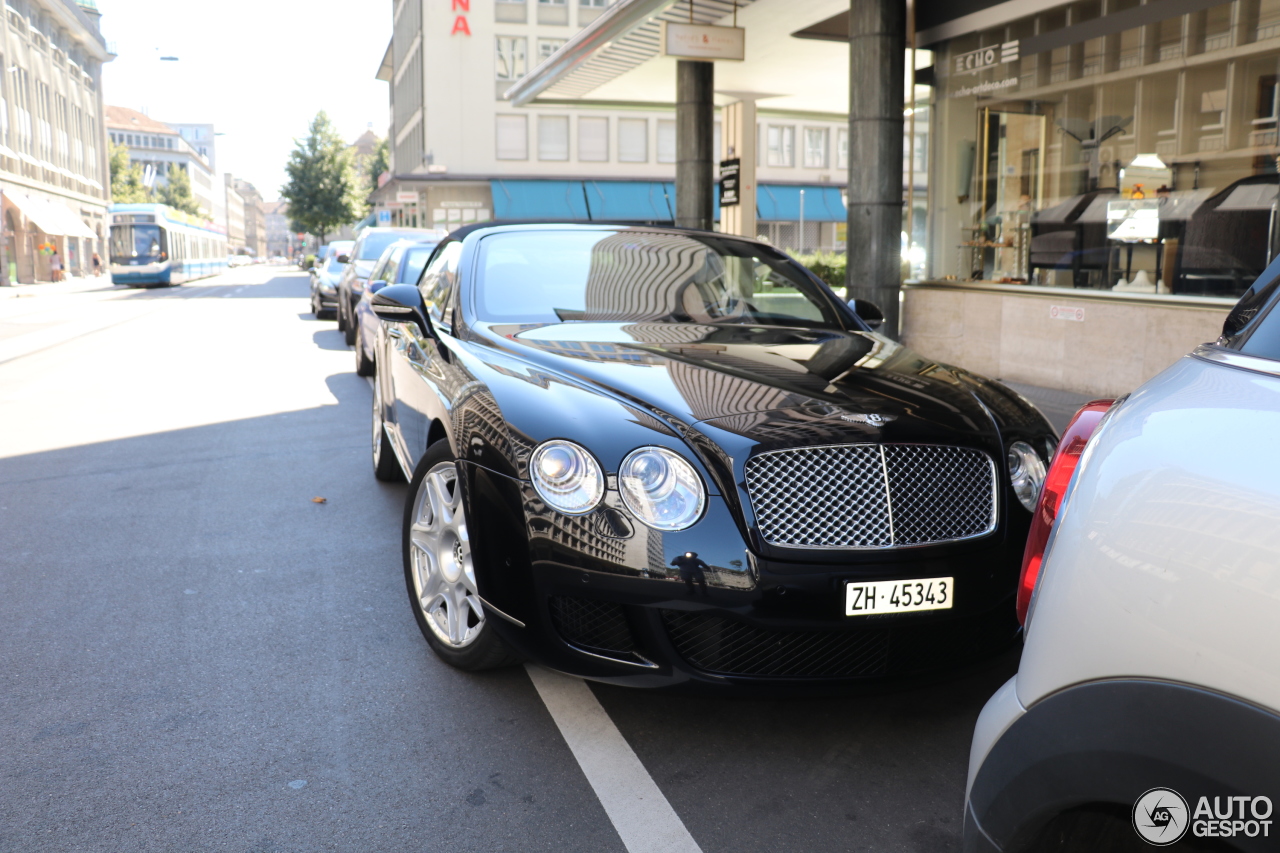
top-left (408, 462), bottom-right (485, 648)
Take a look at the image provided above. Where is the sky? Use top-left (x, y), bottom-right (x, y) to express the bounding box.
top-left (99, 0), bottom-right (392, 202)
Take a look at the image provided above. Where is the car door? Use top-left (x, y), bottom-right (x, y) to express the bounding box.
top-left (388, 241), bottom-right (462, 472)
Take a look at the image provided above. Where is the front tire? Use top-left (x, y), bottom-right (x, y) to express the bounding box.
top-left (355, 323), bottom-right (375, 377)
top-left (403, 441), bottom-right (521, 671)
top-left (343, 303), bottom-right (357, 346)
top-left (372, 367), bottom-right (405, 483)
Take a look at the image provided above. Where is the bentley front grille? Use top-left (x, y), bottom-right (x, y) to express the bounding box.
top-left (743, 444), bottom-right (997, 549)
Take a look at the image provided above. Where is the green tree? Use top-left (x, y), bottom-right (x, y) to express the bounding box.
top-left (156, 164), bottom-right (202, 216)
top-left (280, 111), bottom-right (364, 244)
top-left (108, 140), bottom-right (151, 204)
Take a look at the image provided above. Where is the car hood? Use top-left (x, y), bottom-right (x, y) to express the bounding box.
top-left (482, 322), bottom-right (1000, 445)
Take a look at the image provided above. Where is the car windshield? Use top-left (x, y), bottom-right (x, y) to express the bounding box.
top-left (474, 230), bottom-right (844, 329)
top-left (401, 246), bottom-right (436, 284)
top-left (358, 232), bottom-right (421, 261)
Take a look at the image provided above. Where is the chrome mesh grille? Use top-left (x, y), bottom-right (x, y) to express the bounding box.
top-left (744, 444), bottom-right (996, 548)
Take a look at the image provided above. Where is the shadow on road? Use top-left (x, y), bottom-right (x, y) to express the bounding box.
top-left (313, 329), bottom-right (349, 352)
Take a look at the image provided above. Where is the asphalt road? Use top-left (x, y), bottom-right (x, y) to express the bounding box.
top-left (0, 267), bottom-right (1020, 853)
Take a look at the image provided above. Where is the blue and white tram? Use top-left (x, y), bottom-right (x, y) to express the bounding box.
top-left (109, 204), bottom-right (228, 286)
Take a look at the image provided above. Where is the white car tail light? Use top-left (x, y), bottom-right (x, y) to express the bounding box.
top-left (1017, 399), bottom-right (1115, 625)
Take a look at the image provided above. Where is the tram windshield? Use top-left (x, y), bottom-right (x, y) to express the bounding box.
top-left (110, 224), bottom-right (168, 263)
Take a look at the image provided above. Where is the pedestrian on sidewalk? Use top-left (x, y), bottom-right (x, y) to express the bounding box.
top-left (49, 250), bottom-right (62, 282)
top-left (91, 252), bottom-right (101, 276)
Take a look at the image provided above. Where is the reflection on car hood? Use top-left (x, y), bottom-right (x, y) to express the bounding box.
top-left (484, 322), bottom-right (998, 440)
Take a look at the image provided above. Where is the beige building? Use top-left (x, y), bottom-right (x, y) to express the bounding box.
top-left (224, 174), bottom-right (245, 253)
top-left (105, 106), bottom-right (217, 217)
top-left (231, 177), bottom-right (265, 258)
top-left (0, 0), bottom-right (112, 283)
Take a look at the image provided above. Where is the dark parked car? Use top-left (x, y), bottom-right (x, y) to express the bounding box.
top-left (310, 240), bottom-right (354, 320)
top-left (337, 227), bottom-right (443, 346)
top-left (353, 239), bottom-right (440, 376)
top-left (368, 223), bottom-right (1056, 688)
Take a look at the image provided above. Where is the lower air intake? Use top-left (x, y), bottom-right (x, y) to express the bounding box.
top-left (549, 596), bottom-right (637, 657)
top-left (661, 609), bottom-right (1017, 679)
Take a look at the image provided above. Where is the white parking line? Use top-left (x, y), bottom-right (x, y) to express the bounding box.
top-left (525, 664), bottom-right (703, 853)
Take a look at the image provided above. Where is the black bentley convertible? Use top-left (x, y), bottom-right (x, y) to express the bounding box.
top-left (368, 223), bottom-right (1056, 689)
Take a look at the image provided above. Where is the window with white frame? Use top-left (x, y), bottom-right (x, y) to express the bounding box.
top-left (538, 38), bottom-right (566, 63)
top-left (538, 0), bottom-right (565, 4)
top-left (538, 115), bottom-right (569, 160)
top-left (578, 116), bottom-right (608, 161)
top-left (618, 118), bottom-right (647, 162)
top-left (766, 125), bottom-right (794, 167)
top-left (495, 114), bottom-right (528, 160)
top-left (656, 119), bottom-right (676, 163)
top-left (495, 36), bottom-right (527, 81)
top-left (803, 127), bottom-right (828, 168)
top-left (836, 128), bottom-right (849, 170)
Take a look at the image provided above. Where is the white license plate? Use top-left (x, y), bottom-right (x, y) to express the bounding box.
top-left (845, 577), bottom-right (954, 616)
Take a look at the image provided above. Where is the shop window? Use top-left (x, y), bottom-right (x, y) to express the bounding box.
top-left (618, 118), bottom-right (647, 162)
top-left (538, 115), bottom-right (569, 161)
top-left (766, 125), bottom-right (794, 167)
top-left (656, 119), bottom-right (676, 163)
top-left (579, 116), bottom-right (608, 161)
top-left (931, 1), bottom-right (1280, 299)
top-left (803, 127), bottom-right (827, 169)
top-left (495, 114), bottom-right (528, 160)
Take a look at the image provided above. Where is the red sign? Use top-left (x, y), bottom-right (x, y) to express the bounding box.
top-left (451, 0), bottom-right (470, 36)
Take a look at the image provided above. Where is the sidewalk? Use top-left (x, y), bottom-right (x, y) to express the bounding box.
top-left (0, 273), bottom-right (115, 299)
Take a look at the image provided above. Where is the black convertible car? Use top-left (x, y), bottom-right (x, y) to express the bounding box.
top-left (368, 223), bottom-right (1056, 689)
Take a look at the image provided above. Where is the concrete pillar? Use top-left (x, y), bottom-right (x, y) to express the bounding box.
top-left (846, 0), bottom-right (905, 335)
top-left (676, 60), bottom-right (715, 231)
top-left (720, 99), bottom-right (757, 239)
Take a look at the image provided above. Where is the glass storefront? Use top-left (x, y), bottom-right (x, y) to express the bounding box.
top-left (931, 0), bottom-right (1280, 298)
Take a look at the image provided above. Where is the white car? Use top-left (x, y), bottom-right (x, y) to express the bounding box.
top-left (964, 263), bottom-right (1280, 853)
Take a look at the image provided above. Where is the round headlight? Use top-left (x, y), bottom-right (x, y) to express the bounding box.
top-left (1008, 440), bottom-right (1047, 512)
top-left (530, 440), bottom-right (604, 515)
top-left (619, 447), bottom-right (706, 531)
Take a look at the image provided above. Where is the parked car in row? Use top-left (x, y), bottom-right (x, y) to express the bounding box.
top-left (364, 222), bottom-right (1056, 687)
top-left (310, 240), bottom-right (354, 320)
top-left (337, 227), bottom-right (445, 346)
top-left (353, 238), bottom-right (440, 377)
top-left (307, 240), bottom-right (353, 320)
top-left (964, 258), bottom-right (1280, 852)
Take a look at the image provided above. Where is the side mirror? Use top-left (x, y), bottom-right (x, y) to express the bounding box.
top-left (371, 284), bottom-right (429, 334)
top-left (849, 298), bottom-right (885, 331)
top-left (369, 279), bottom-right (388, 294)
top-left (336, 253), bottom-right (350, 264)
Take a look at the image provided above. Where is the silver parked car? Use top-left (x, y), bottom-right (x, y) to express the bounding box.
top-left (964, 260), bottom-right (1280, 852)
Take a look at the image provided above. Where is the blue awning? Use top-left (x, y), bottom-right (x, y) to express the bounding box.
top-left (756, 185), bottom-right (846, 222)
top-left (491, 179), bottom-right (590, 220)
top-left (583, 181), bottom-right (674, 222)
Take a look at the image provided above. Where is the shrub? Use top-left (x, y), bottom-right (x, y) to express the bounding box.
top-left (303, 254), bottom-right (317, 270)
top-left (789, 250), bottom-right (846, 293)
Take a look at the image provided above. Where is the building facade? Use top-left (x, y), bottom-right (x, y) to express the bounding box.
top-left (230, 177), bottom-right (265, 258)
top-left (105, 106), bottom-right (218, 217)
top-left (224, 174), bottom-right (245, 253)
top-left (264, 200), bottom-right (294, 258)
top-left (0, 0), bottom-right (111, 283)
top-left (372, 0), bottom-right (855, 250)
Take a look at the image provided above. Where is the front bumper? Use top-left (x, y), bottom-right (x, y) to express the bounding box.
top-left (464, 461), bottom-right (1023, 691)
